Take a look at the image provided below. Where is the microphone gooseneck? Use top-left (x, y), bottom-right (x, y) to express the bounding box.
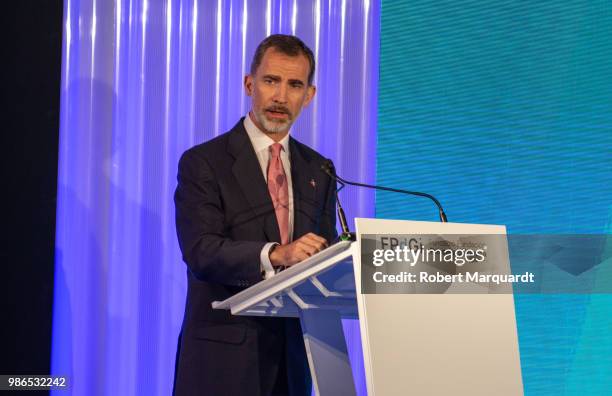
top-left (320, 161), bottom-right (356, 241)
top-left (320, 160), bottom-right (448, 224)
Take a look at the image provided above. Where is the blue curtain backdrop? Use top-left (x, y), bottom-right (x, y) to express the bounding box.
top-left (377, 1), bottom-right (612, 395)
top-left (52, 1), bottom-right (378, 395)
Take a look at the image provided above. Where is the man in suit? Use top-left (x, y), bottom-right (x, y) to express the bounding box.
top-left (173, 34), bottom-right (338, 396)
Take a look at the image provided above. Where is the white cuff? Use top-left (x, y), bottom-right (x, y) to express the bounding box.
top-left (260, 242), bottom-right (279, 280)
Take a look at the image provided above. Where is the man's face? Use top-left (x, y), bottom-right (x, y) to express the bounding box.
top-left (245, 48), bottom-right (316, 135)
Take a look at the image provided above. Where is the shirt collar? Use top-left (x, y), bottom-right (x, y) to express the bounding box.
top-left (244, 112), bottom-right (290, 154)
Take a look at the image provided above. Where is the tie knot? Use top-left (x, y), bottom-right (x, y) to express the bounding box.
top-left (269, 143), bottom-right (283, 158)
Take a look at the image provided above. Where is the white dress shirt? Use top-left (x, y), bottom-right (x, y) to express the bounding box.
top-left (243, 114), bottom-right (294, 279)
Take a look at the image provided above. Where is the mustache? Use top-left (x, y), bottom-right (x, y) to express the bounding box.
top-left (265, 105), bottom-right (291, 116)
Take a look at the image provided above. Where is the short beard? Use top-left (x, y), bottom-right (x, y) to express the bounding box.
top-left (254, 108), bottom-right (293, 134)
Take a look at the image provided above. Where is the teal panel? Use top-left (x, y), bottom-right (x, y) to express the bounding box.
top-left (378, 1), bottom-right (612, 394)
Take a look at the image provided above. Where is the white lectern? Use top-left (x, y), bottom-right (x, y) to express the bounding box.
top-left (213, 219), bottom-right (524, 396)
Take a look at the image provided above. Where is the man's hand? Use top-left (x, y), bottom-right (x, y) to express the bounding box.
top-left (269, 233), bottom-right (329, 268)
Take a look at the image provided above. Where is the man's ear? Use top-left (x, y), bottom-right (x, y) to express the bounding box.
top-left (303, 85), bottom-right (316, 107)
top-left (244, 74), bottom-right (253, 96)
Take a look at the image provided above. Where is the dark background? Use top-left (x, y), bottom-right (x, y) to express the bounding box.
top-left (1, 0), bottom-right (63, 390)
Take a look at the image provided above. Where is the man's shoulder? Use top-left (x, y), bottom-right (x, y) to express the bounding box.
top-left (180, 119), bottom-right (245, 162)
top-left (183, 132), bottom-right (228, 157)
top-left (290, 137), bottom-right (328, 165)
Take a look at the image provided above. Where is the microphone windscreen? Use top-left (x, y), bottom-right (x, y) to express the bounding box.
top-left (321, 159), bottom-right (334, 173)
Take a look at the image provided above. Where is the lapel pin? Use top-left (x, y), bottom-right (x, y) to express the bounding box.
top-left (309, 179), bottom-right (316, 188)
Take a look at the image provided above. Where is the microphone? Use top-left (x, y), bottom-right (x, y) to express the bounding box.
top-left (319, 161), bottom-right (356, 241)
top-left (320, 160), bottom-right (448, 225)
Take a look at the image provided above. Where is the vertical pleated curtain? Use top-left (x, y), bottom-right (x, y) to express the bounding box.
top-left (52, 0), bottom-right (379, 395)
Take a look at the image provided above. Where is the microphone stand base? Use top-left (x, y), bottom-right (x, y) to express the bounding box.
top-left (337, 232), bottom-right (356, 242)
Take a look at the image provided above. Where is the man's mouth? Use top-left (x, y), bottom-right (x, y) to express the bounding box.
top-left (265, 108), bottom-right (290, 120)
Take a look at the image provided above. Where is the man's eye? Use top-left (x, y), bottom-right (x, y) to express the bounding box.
top-left (291, 83), bottom-right (303, 88)
top-left (264, 78), bottom-right (274, 84)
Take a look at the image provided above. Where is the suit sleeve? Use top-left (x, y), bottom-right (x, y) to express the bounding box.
top-left (174, 149), bottom-right (265, 287)
top-left (319, 160), bottom-right (339, 243)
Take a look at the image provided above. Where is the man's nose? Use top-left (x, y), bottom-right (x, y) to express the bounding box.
top-left (273, 83), bottom-right (288, 104)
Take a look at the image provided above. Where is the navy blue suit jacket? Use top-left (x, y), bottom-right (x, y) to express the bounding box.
top-left (173, 119), bottom-right (337, 396)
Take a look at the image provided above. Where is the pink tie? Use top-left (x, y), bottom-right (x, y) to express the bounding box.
top-left (267, 143), bottom-right (289, 245)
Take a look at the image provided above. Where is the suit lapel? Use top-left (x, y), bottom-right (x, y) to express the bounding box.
top-left (290, 138), bottom-right (316, 240)
top-left (228, 120), bottom-right (281, 243)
